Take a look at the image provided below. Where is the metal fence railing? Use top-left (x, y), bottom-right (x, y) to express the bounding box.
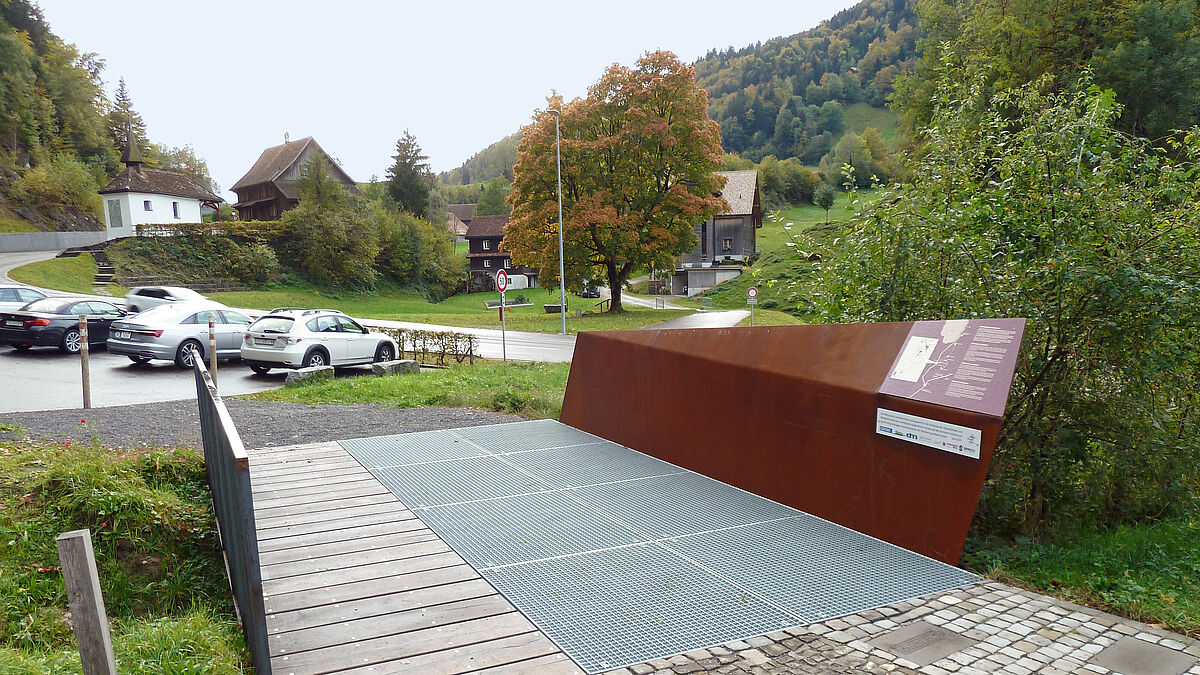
top-left (193, 359), bottom-right (270, 674)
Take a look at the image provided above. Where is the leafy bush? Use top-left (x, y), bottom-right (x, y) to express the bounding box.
top-left (10, 155), bottom-right (102, 214)
top-left (815, 70), bottom-right (1200, 536)
top-left (221, 242), bottom-right (280, 286)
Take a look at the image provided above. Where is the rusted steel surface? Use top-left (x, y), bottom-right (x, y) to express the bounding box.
top-left (561, 323), bottom-right (1019, 564)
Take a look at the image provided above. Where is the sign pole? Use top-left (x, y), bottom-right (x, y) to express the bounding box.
top-left (79, 316), bottom-right (91, 409)
top-left (496, 269), bottom-right (509, 362)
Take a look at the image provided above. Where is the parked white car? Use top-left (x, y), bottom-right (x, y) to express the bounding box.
top-left (124, 286), bottom-right (206, 313)
top-left (0, 285), bottom-right (46, 312)
top-left (239, 309), bottom-right (397, 374)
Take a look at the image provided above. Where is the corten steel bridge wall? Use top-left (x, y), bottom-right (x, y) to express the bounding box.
top-left (561, 324), bottom-right (1007, 564)
top-left (193, 359), bottom-right (271, 674)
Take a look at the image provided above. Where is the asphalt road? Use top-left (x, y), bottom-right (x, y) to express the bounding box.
top-left (0, 346), bottom-right (289, 413)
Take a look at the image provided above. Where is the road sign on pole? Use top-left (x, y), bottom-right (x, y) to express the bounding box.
top-left (747, 287), bottom-right (758, 326)
top-left (496, 270), bottom-right (508, 361)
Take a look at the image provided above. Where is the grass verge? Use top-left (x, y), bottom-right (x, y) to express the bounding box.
top-left (963, 517), bottom-right (1200, 638)
top-left (243, 360), bottom-right (572, 418)
top-left (0, 440), bottom-right (247, 672)
top-left (7, 253), bottom-right (125, 296)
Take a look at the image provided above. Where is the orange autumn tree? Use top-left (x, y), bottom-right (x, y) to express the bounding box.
top-left (505, 51), bottom-right (727, 312)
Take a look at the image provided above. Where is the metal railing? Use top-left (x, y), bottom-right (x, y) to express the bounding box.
top-left (193, 359), bottom-right (271, 674)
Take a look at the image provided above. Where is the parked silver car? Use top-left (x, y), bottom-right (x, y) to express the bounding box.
top-left (106, 301), bottom-right (252, 367)
top-left (0, 285), bottom-right (47, 312)
top-left (124, 286), bottom-right (206, 313)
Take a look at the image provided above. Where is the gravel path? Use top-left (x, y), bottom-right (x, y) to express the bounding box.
top-left (0, 399), bottom-right (523, 449)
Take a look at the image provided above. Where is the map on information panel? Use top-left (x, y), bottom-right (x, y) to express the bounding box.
top-left (878, 319), bottom-right (1026, 417)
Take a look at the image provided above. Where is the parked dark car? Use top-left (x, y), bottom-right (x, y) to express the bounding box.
top-left (0, 297), bottom-right (127, 353)
top-left (580, 284), bottom-right (602, 299)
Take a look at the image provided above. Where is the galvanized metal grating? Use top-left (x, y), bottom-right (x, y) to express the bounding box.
top-left (665, 516), bottom-right (978, 623)
top-left (339, 420), bottom-right (979, 674)
top-left (339, 430), bottom-right (489, 468)
top-left (568, 472), bottom-right (799, 539)
top-left (417, 490), bottom-right (645, 568)
top-left (484, 543), bottom-right (800, 673)
top-left (455, 418), bottom-right (604, 454)
top-left (370, 455), bottom-right (550, 508)
top-left (503, 441), bottom-right (685, 489)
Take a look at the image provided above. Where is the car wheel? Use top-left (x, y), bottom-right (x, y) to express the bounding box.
top-left (128, 355), bottom-right (151, 365)
top-left (175, 340), bottom-right (202, 369)
top-left (12, 344), bottom-right (31, 352)
top-left (60, 329), bottom-right (81, 354)
top-left (302, 348), bottom-right (327, 368)
top-left (374, 342), bottom-right (395, 363)
top-left (250, 364), bottom-right (271, 374)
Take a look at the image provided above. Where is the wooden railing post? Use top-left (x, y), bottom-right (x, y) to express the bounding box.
top-left (56, 530), bottom-right (116, 675)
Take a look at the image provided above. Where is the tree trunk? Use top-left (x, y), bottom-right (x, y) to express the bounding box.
top-left (607, 264), bottom-right (623, 312)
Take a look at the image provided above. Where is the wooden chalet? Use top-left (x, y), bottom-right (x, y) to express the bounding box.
top-left (465, 215), bottom-right (539, 290)
top-left (671, 170), bottom-right (762, 296)
top-left (447, 203), bottom-right (476, 238)
top-left (231, 136), bottom-right (360, 220)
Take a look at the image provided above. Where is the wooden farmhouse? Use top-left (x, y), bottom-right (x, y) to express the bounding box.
top-left (671, 169), bottom-right (762, 296)
top-left (465, 215), bottom-right (539, 291)
top-left (99, 142), bottom-right (222, 239)
top-left (447, 203), bottom-right (475, 239)
top-left (231, 136), bottom-right (360, 220)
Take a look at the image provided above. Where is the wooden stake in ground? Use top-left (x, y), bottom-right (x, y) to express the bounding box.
top-left (56, 529), bottom-right (117, 675)
top-left (79, 316), bottom-right (91, 409)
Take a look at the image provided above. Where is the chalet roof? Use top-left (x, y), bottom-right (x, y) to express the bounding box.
top-left (465, 214), bottom-right (508, 238)
top-left (231, 136), bottom-right (358, 194)
top-left (715, 170), bottom-right (758, 215)
top-left (448, 203), bottom-right (477, 223)
top-left (99, 166), bottom-right (222, 202)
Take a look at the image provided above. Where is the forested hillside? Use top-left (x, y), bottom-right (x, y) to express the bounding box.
top-left (442, 0), bottom-right (916, 185)
top-left (0, 1), bottom-right (214, 231)
top-left (695, 0), bottom-right (916, 162)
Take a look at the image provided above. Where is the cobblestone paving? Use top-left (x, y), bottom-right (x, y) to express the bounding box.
top-left (604, 581), bottom-right (1200, 675)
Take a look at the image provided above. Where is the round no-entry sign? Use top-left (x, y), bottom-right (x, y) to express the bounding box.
top-left (495, 269), bottom-right (509, 293)
top-left (747, 286), bottom-right (758, 300)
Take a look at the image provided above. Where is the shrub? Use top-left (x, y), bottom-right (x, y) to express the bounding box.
top-left (10, 155), bottom-right (102, 215)
top-left (221, 243), bottom-right (280, 286)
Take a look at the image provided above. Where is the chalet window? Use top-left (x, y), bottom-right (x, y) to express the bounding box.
top-left (143, 200), bottom-right (152, 211)
top-left (107, 200), bottom-right (123, 228)
top-left (482, 240), bottom-right (491, 250)
top-left (701, 221), bottom-right (708, 257)
top-left (172, 202), bottom-right (180, 219)
top-left (483, 259), bottom-right (492, 268)
top-left (503, 259), bottom-right (511, 269)
top-left (722, 237), bottom-right (734, 252)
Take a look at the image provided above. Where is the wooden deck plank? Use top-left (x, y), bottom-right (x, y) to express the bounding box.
top-left (333, 631), bottom-right (566, 675)
top-left (268, 612), bottom-right (535, 675)
top-left (265, 565), bottom-right (483, 615)
top-left (261, 549), bottom-right (462, 597)
top-left (259, 537), bottom-right (449, 581)
top-left (255, 500), bottom-right (403, 531)
top-left (259, 528), bottom-right (438, 566)
top-left (253, 482), bottom-right (390, 510)
top-left (249, 441), bottom-right (579, 675)
top-left (269, 594), bottom-right (514, 654)
top-left (257, 511), bottom-right (419, 547)
top-left (253, 476), bottom-right (383, 500)
top-left (473, 653), bottom-right (586, 674)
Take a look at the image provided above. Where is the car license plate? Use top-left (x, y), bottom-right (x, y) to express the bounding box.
top-left (255, 338), bottom-right (274, 346)
top-left (114, 330), bottom-right (130, 339)
top-left (5, 320), bottom-right (22, 327)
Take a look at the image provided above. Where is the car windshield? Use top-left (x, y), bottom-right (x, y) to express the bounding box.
top-left (250, 316), bottom-right (295, 334)
top-left (21, 298), bottom-right (71, 314)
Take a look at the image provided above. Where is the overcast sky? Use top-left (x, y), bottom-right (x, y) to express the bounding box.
top-left (41, 0), bottom-right (859, 202)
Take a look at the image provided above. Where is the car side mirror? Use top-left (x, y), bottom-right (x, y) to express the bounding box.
top-left (362, 327), bottom-right (369, 334)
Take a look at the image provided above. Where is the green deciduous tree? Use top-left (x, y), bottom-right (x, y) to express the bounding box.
top-left (812, 183), bottom-right (836, 223)
top-left (817, 67), bottom-right (1200, 536)
top-left (386, 130), bottom-right (432, 216)
top-left (474, 180), bottom-right (510, 216)
top-left (506, 51), bottom-right (726, 311)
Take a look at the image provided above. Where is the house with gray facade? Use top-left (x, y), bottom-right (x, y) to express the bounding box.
top-left (671, 169), bottom-right (762, 296)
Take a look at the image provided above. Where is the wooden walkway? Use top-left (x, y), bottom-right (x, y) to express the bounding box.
top-left (247, 441), bottom-right (583, 675)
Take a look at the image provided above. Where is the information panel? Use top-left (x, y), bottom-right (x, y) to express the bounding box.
top-left (878, 319), bottom-right (1025, 417)
top-left (876, 408), bottom-right (981, 459)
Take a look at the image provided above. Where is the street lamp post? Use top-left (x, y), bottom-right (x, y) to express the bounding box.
top-left (547, 109), bottom-right (566, 335)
